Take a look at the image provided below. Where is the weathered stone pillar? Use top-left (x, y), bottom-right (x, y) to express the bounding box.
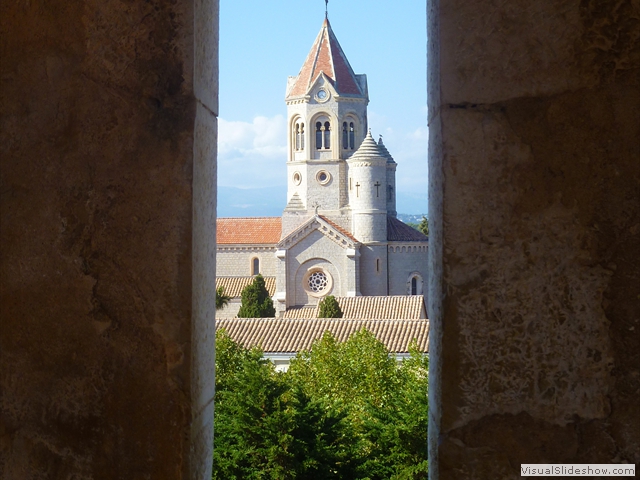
top-left (1, 0), bottom-right (218, 477)
top-left (428, 0), bottom-right (639, 478)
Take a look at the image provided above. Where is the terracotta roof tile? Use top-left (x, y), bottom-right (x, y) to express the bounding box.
top-left (387, 216), bottom-right (428, 242)
top-left (284, 296), bottom-right (426, 319)
top-left (216, 276), bottom-right (276, 297)
top-left (216, 318), bottom-right (430, 353)
top-left (283, 306), bottom-right (317, 318)
top-left (318, 215), bottom-right (359, 242)
top-left (217, 217), bottom-right (281, 244)
top-left (288, 19), bottom-right (363, 98)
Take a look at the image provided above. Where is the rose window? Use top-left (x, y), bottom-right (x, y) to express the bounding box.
top-left (307, 271), bottom-right (328, 292)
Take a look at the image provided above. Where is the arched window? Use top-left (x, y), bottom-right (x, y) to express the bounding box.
top-left (411, 277), bottom-right (417, 295)
top-left (323, 121), bottom-right (331, 149)
top-left (252, 257), bottom-right (260, 275)
top-left (316, 122), bottom-right (322, 149)
top-left (349, 122), bottom-right (355, 149)
top-left (294, 121), bottom-right (304, 151)
top-left (376, 258), bottom-right (380, 272)
top-left (342, 122), bottom-right (348, 149)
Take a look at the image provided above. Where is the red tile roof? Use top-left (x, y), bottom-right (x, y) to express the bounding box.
top-left (318, 215), bottom-right (359, 242)
top-left (283, 296), bottom-right (427, 319)
top-left (288, 19), bottom-right (363, 98)
top-left (217, 218), bottom-right (282, 244)
top-left (216, 318), bottom-right (430, 354)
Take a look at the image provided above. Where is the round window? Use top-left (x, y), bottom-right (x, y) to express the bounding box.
top-left (292, 171), bottom-right (302, 185)
top-left (316, 170), bottom-right (331, 185)
top-left (303, 268), bottom-right (333, 297)
top-left (308, 271), bottom-right (328, 292)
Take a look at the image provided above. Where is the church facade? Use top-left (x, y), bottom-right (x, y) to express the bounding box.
top-left (217, 18), bottom-right (428, 317)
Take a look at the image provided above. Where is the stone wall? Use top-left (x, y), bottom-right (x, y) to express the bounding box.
top-left (216, 247), bottom-right (277, 277)
top-left (388, 244), bottom-right (428, 298)
top-left (287, 230), bottom-right (356, 305)
top-left (0, 0), bottom-right (217, 477)
top-left (359, 245), bottom-right (388, 296)
top-left (428, 0), bottom-right (640, 478)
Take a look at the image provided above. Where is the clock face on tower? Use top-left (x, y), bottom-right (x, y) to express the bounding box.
top-left (315, 88), bottom-right (328, 102)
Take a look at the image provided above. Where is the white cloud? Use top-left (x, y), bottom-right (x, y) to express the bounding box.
top-left (218, 115), bottom-right (287, 188)
top-left (217, 112), bottom-right (429, 214)
top-left (368, 110), bottom-right (429, 211)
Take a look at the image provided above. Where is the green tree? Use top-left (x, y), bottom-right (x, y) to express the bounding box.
top-left (317, 295), bottom-right (343, 318)
top-left (213, 330), bottom-right (357, 479)
top-left (418, 216), bottom-right (429, 237)
top-left (215, 286), bottom-right (231, 310)
top-left (213, 329), bottom-right (428, 479)
top-left (287, 330), bottom-right (429, 480)
top-left (361, 343), bottom-right (429, 479)
top-left (237, 274), bottom-right (275, 318)
top-left (406, 222), bottom-right (419, 230)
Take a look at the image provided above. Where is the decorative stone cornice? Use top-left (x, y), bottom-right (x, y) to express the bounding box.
top-left (388, 243), bottom-right (428, 253)
top-left (218, 245), bottom-right (278, 252)
top-left (278, 215), bottom-right (359, 250)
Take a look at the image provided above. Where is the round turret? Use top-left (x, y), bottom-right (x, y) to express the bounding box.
top-left (347, 131), bottom-right (388, 243)
top-left (378, 136), bottom-right (397, 217)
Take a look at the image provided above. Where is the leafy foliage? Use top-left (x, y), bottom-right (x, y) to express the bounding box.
top-left (317, 295), bottom-right (343, 318)
top-left (212, 329), bottom-right (429, 479)
top-left (215, 286), bottom-right (231, 310)
top-left (289, 331), bottom-right (428, 479)
top-left (406, 216), bottom-right (429, 237)
top-left (213, 330), bottom-right (357, 479)
top-left (237, 274), bottom-right (275, 318)
top-left (418, 216), bottom-right (429, 237)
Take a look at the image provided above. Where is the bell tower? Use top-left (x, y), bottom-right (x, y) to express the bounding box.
top-left (282, 18), bottom-right (369, 236)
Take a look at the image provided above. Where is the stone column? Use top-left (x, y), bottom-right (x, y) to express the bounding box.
top-left (428, 0), bottom-right (639, 478)
top-left (0, 0), bottom-right (218, 477)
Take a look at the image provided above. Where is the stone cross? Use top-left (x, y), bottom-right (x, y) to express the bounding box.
top-left (355, 182), bottom-right (360, 197)
top-left (374, 181), bottom-right (381, 197)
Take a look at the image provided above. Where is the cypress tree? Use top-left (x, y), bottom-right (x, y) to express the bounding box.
top-left (237, 274), bottom-right (275, 318)
top-left (318, 295), bottom-right (343, 318)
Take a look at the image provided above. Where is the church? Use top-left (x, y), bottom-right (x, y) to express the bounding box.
top-left (216, 18), bottom-right (429, 318)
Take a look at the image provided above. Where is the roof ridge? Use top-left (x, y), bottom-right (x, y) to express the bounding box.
top-left (287, 19), bottom-right (364, 98)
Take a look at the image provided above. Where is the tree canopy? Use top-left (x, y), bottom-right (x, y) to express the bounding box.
top-left (237, 274), bottom-right (275, 318)
top-left (406, 216), bottom-right (429, 237)
top-left (418, 216), bottom-right (429, 237)
top-left (213, 329), bottom-right (429, 479)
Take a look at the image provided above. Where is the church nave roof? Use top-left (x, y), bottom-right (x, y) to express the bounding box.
top-left (217, 217), bottom-right (282, 244)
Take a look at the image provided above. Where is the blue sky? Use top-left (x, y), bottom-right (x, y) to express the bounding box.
top-left (218, 1), bottom-right (428, 216)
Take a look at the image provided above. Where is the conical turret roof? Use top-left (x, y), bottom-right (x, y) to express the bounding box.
top-left (287, 19), bottom-right (364, 98)
top-left (350, 130), bottom-right (387, 160)
top-left (377, 136), bottom-right (396, 164)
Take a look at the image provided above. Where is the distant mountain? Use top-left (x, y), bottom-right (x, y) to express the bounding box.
top-left (218, 186), bottom-right (286, 218)
top-left (397, 213), bottom-right (428, 224)
top-left (217, 186), bottom-right (428, 219)
top-left (395, 191), bottom-right (428, 218)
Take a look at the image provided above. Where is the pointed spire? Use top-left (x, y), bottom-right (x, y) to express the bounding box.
top-left (286, 19), bottom-right (364, 99)
top-left (377, 135), bottom-right (396, 164)
top-left (350, 130), bottom-right (387, 160)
